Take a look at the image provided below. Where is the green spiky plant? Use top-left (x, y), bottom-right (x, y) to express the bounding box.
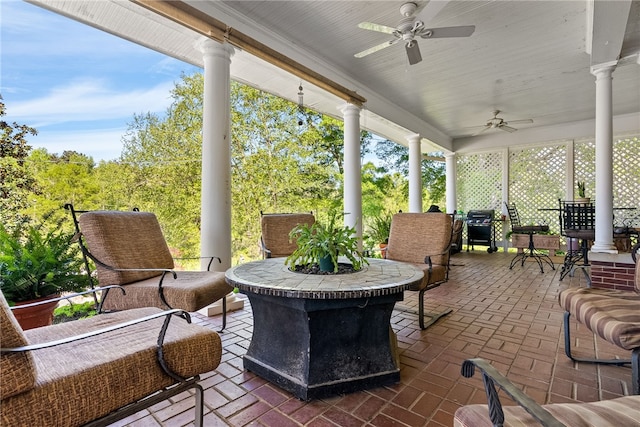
top-left (286, 210), bottom-right (368, 273)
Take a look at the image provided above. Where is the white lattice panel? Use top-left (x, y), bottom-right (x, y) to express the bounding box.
top-left (509, 144), bottom-right (566, 234)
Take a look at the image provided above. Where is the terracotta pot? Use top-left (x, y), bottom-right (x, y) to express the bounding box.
top-left (574, 197), bottom-right (590, 204)
top-left (12, 295), bottom-right (59, 330)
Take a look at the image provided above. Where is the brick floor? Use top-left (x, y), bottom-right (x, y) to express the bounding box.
top-left (112, 250), bottom-right (634, 426)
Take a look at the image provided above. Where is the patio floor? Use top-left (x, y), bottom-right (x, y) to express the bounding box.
top-left (112, 250), bottom-right (634, 427)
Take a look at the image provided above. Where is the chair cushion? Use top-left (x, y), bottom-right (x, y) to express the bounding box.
top-left (101, 270), bottom-right (233, 312)
top-left (408, 264), bottom-right (447, 291)
top-left (1, 307), bottom-right (221, 427)
top-left (261, 213), bottom-right (315, 258)
top-left (0, 292), bottom-right (36, 400)
top-left (558, 287), bottom-right (640, 350)
top-left (386, 213), bottom-right (452, 267)
top-left (454, 395), bottom-right (640, 427)
top-left (512, 225), bottom-right (549, 233)
top-left (79, 211), bottom-right (174, 286)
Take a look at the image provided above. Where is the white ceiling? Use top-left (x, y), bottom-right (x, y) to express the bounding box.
top-left (28, 0), bottom-right (640, 154)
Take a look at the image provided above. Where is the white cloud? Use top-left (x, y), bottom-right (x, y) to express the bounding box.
top-left (8, 79), bottom-right (175, 127)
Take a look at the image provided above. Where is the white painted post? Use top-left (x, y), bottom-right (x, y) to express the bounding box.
top-left (340, 103), bottom-right (363, 249)
top-left (407, 134), bottom-right (422, 213)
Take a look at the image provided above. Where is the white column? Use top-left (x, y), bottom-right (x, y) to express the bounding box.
top-left (445, 153), bottom-right (456, 214)
top-left (407, 134), bottom-right (422, 212)
top-left (590, 62), bottom-right (617, 253)
top-left (199, 40), bottom-right (234, 270)
top-left (340, 103), bottom-right (362, 249)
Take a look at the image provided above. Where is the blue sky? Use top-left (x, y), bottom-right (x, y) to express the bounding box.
top-left (1, 0), bottom-right (201, 161)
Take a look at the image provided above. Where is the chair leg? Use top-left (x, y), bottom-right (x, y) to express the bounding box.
top-left (418, 288), bottom-right (452, 330)
top-left (218, 296), bottom-right (227, 333)
top-left (194, 383), bottom-right (204, 427)
top-left (563, 311), bottom-right (632, 366)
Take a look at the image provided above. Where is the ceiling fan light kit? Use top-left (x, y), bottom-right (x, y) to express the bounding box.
top-left (355, 1), bottom-right (475, 65)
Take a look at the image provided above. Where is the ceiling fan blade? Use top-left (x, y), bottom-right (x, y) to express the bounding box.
top-left (500, 125), bottom-right (518, 133)
top-left (358, 22), bottom-right (397, 34)
top-left (419, 25), bottom-right (476, 38)
top-left (406, 41), bottom-right (422, 65)
top-left (507, 119), bottom-right (534, 125)
top-left (354, 39), bottom-right (399, 58)
top-left (471, 126), bottom-right (491, 136)
top-left (415, 0), bottom-right (450, 24)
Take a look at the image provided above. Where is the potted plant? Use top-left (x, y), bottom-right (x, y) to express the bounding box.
top-left (575, 181), bottom-right (590, 203)
top-left (366, 212), bottom-right (392, 256)
top-left (0, 220), bottom-right (90, 329)
top-left (286, 211), bottom-right (368, 273)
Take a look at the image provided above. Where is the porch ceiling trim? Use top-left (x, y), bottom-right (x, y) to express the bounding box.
top-left (132, 0), bottom-right (367, 107)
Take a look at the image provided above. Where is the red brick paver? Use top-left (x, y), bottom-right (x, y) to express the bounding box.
top-left (115, 251), bottom-right (634, 426)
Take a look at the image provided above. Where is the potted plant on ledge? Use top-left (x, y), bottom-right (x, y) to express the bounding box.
top-left (366, 212), bottom-right (392, 257)
top-left (575, 181), bottom-right (590, 203)
top-left (0, 220), bottom-right (90, 329)
top-left (286, 210), bottom-right (368, 273)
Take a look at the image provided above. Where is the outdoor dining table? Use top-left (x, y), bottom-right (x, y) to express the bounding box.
top-left (225, 257), bottom-right (424, 400)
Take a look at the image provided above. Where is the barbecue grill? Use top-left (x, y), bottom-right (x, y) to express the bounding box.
top-left (466, 210), bottom-right (498, 253)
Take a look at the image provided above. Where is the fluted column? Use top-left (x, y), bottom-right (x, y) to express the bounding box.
top-left (199, 40), bottom-right (234, 270)
top-left (340, 103), bottom-right (362, 249)
top-left (407, 134), bottom-right (422, 212)
top-left (590, 62), bottom-right (617, 253)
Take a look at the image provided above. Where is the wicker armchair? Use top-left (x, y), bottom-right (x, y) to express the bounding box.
top-left (259, 212), bottom-right (315, 258)
top-left (66, 205), bottom-right (233, 331)
top-left (455, 358), bottom-right (640, 427)
top-left (385, 212), bottom-right (454, 329)
top-left (0, 290), bottom-right (221, 427)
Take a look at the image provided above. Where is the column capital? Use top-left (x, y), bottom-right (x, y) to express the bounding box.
top-left (338, 103), bottom-right (361, 116)
top-left (406, 133), bottom-right (421, 144)
top-left (196, 38), bottom-right (235, 58)
top-left (590, 60), bottom-right (617, 77)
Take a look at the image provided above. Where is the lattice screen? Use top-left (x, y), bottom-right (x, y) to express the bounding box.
top-left (613, 136), bottom-right (640, 227)
top-left (509, 144), bottom-right (566, 234)
top-left (456, 152), bottom-right (504, 241)
top-left (456, 134), bottom-right (640, 240)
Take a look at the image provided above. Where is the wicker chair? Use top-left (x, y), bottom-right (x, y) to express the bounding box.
top-left (557, 242), bottom-right (640, 395)
top-left (455, 358), bottom-right (640, 427)
top-left (0, 290), bottom-right (221, 427)
top-left (66, 205), bottom-right (233, 331)
top-left (259, 212), bottom-right (315, 258)
top-left (385, 212), bottom-right (454, 329)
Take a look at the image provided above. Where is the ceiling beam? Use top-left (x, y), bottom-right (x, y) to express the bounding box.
top-left (587, 0), bottom-right (633, 65)
top-left (132, 0), bottom-right (367, 107)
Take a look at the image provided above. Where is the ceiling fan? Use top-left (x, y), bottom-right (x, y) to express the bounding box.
top-left (472, 110), bottom-right (534, 135)
top-left (354, 1), bottom-right (475, 65)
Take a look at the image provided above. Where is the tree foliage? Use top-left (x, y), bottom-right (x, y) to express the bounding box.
top-left (0, 99), bottom-right (40, 232)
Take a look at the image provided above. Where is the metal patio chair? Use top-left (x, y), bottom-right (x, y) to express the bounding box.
top-left (385, 212), bottom-right (454, 329)
top-left (66, 204), bottom-right (233, 331)
top-left (505, 202), bottom-right (555, 273)
top-left (259, 211), bottom-right (315, 258)
top-left (0, 289), bottom-right (222, 427)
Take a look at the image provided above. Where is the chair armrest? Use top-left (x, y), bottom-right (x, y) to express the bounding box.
top-left (173, 256), bottom-right (221, 271)
top-left (461, 359), bottom-right (566, 427)
top-left (2, 308), bottom-right (193, 382)
top-left (8, 286), bottom-right (125, 310)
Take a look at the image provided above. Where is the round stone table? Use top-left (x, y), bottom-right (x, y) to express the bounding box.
top-left (225, 257), bottom-right (424, 400)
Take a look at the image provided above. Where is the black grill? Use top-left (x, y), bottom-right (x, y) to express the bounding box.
top-left (466, 210), bottom-right (498, 253)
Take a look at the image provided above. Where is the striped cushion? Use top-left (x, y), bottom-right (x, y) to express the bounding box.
top-left (454, 395), bottom-right (640, 427)
top-left (558, 287), bottom-right (640, 350)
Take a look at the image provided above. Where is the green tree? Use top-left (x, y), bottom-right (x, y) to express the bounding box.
top-left (0, 99), bottom-right (39, 232)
